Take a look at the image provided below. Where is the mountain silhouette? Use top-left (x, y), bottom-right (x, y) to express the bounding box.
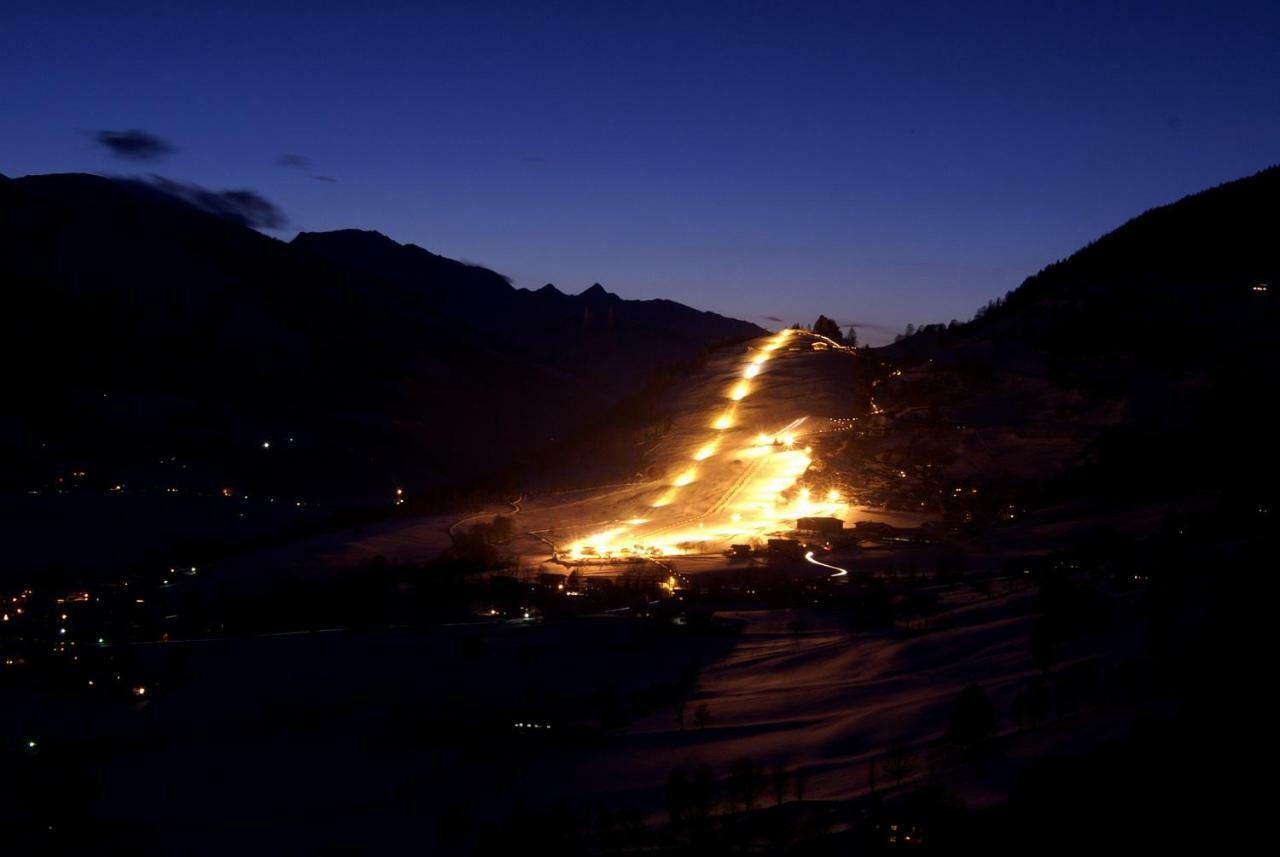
top-left (868, 165), bottom-right (1279, 500)
top-left (0, 172), bottom-right (762, 520)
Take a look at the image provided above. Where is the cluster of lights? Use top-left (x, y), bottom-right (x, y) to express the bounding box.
top-left (563, 329), bottom-right (849, 561)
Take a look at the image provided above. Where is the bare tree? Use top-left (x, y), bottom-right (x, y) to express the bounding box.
top-left (883, 739), bottom-right (918, 788)
top-left (771, 764), bottom-right (788, 806)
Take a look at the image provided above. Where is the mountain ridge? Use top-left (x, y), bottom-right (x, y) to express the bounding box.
top-left (855, 164), bottom-right (1278, 511)
top-left (0, 171), bottom-right (763, 525)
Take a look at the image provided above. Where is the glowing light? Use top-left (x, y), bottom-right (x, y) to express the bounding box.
top-left (554, 337), bottom-right (854, 563)
top-left (828, 489), bottom-right (841, 501)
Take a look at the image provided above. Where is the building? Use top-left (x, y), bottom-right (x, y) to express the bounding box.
top-left (768, 538), bottom-right (805, 561)
top-left (796, 516), bottom-right (844, 535)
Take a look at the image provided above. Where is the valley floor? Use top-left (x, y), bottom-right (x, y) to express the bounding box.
top-left (3, 566), bottom-right (1156, 855)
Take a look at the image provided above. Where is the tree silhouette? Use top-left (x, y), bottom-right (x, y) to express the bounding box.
top-left (1029, 619), bottom-right (1056, 674)
top-left (947, 683), bottom-right (997, 747)
top-left (727, 758), bottom-right (766, 812)
top-left (489, 514), bottom-right (515, 542)
top-left (771, 764), bottom-right (789, 806)
top-left (812, 314), bottom-right (844, 342)
top-left (883, 738), bottom-right (918, 787)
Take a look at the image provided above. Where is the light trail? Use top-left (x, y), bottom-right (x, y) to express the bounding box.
top-left (804, 550), bottom-right (848, 577)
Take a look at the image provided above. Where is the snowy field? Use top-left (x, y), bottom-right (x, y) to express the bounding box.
top-left (6, 574), bottom-right (1158, 854)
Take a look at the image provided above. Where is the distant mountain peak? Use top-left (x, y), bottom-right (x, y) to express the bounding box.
top-left (300, 227), bottom-right (392, 242)
top-left (295, 228), bottom-right (433, 258)
top-left (580, 283), bottom-right (613, 299)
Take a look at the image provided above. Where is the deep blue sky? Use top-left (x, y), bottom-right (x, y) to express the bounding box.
top-left (3, 1), bottom-right (1277, 341)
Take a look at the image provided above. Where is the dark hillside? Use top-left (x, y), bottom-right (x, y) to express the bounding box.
top-left (852, 166), bottom-right (1279, 513)
top-left (0, 171), bottom-right (761, 575)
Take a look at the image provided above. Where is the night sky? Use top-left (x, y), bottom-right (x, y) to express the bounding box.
top-left (3, 1), bottom-right (1277, 342)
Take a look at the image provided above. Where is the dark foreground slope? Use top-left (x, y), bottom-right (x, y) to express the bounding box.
top-left (851, 165), bottom-right (1279, 514)
top-left (0, 171), bottom-right (760, 574)
top-left (795, 168), bottom-right (1278, 856)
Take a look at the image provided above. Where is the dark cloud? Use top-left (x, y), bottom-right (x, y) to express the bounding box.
top-left (762, 315), bottom-right (785, 323)
top-left (92, 129), bottom-right (177, 161)
top-left (275, 153), bottom-right (311, 168)
top-left (312, 175), bottom-right (337, 183)
top-left (141, 176), bottom-right (287, 230)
